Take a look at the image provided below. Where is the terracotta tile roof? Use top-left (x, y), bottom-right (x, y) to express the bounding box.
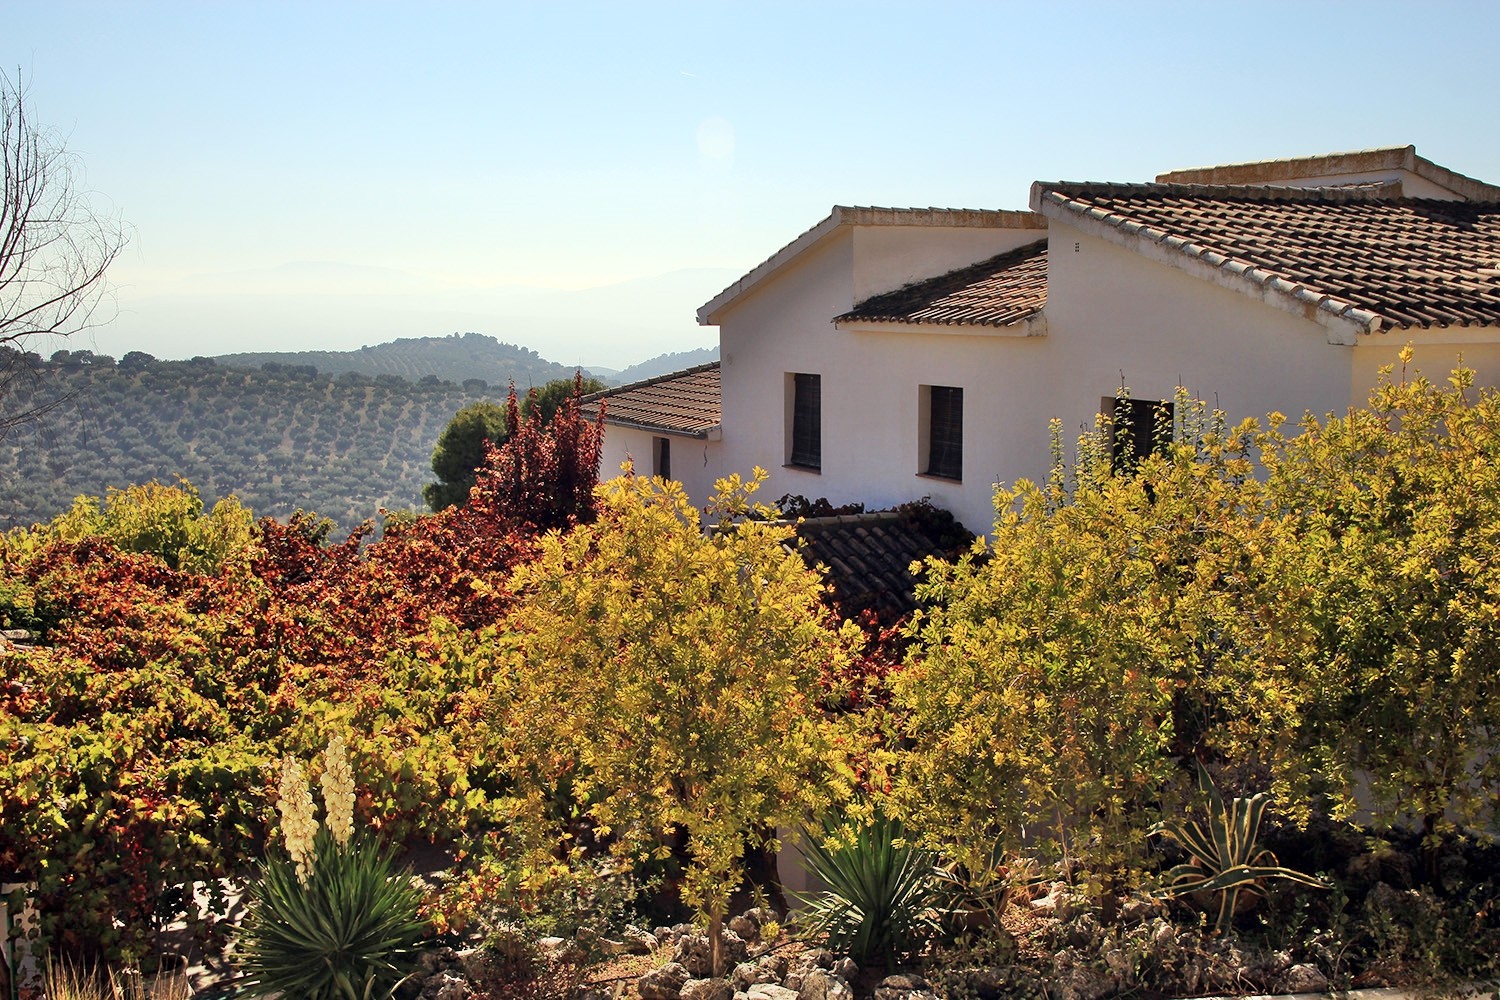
top-left (1033, 181), bottom-right (1500, 332)
top-left (580, 362), bottom-right (720, 438)
top-left (835, 240), bottom-right (1048, 327)
top-left (794, 505), bottom-right (974, 624)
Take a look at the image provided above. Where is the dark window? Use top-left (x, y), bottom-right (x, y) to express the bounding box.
top-left (652, 436), bottom-right (671, 480)
top-left (790, 373), bottom-right (821, 470)
top-left (1106, 396), bottom-right (1173, 474)
top-left (926, 385), bottom-right (963, 480)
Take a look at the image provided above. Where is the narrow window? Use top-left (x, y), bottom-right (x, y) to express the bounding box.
top-left (789, 373), bottom-right (821, 470)
top-left (925, 385), bottom-right (963, 481)
top-left (652, 436), bottom-right (671, 480)
top-left (1105, 396), bottom-right (1174, 474)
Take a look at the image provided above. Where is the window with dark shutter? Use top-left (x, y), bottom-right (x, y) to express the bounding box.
top-left (1106, 396), bottom-right (1173, 474)
top-left (790, 373), bottom-right (821, 470)
top-left (926, 385), bottom-right (963, 481)
top-left (652, 436), bottom-right (671, 480)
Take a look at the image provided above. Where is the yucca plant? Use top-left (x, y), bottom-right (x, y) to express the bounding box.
top-left (238, 738), bottom-right (427, 1000)
top-left (792, 811), bottom-right (943, 970)
top-left (1153, 763), bottom-right (1329, 934)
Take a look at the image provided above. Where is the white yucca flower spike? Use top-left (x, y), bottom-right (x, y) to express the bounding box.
top-left (276, 755), bottom-right (319, 885)
top-left (320, 733), bottom-right (356, 849)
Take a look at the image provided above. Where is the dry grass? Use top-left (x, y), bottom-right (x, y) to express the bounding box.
top-left (39, 958), bottom-right (192, 1000)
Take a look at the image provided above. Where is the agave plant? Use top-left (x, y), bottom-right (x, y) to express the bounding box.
top-left (792, 811), bottom-right (943, 970)
top-left (1153, 764), bottom-right (1329, 934)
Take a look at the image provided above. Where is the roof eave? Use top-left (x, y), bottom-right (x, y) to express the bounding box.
top-left (698, 209), bottom-right (847, 326)
top-left (832, 312), bottom-right (1047, 338)
top-left (1032, 184), bottom-right (1380, 344)
top-left (592, 415), bottom-right (720, 440)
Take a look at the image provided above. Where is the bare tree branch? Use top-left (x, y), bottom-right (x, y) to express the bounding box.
top-left (1, 69), bottom-right (127, 434)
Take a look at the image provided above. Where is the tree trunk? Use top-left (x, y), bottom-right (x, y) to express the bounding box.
top-left (708, 908), bottom-right (725, 978)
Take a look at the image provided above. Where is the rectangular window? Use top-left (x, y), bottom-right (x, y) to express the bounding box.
top-left (1104, 396), bottom-right (1174, 474)
top-left (923, 385), bottom-right (963, 481)
top-left (652, 436), bottom-right (671, 480)
top-left (788, 373), bottom-right (821, 470)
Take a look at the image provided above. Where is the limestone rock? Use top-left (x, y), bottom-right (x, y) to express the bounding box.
top-left (673, 931), bottom-right (749, 978)
top-left (747, 985), bottom-right (800, 1000)
top-left (639, 962), bottom-right (692, 1000)
top-left (732, 961), bottom-right (781, 992)
top-left (797, 969), bottom-right (854, 1000)
top-left (1280, 964), bottom-right (1329, 994)
top-left (682, 979), bottom-right (736, 1000)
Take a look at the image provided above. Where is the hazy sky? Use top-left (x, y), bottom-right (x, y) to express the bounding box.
top-left (9, 1), bottom-right (1500, 370)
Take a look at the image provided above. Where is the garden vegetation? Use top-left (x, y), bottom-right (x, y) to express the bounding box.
top-left (2, 352), bottom-right (1498, 994)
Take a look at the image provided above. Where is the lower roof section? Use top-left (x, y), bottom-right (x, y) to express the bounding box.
top-left (580, 362), bottom-right (722, 439)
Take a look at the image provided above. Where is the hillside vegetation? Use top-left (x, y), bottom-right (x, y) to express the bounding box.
top-left (0, 349), bottom-right (499, 536)
top-left (214, 331), bottom-right (605, 387)
top-left (613, 346), bottom-right (719, 384)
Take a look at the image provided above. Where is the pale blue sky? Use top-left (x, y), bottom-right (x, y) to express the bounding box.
top-left (9, 1), bottom-right (1500, 369)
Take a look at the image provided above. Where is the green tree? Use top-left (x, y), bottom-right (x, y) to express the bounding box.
top-left (491, 470), bottom-right (859, 975)
top-left (523, 374), bottom-right (606, 425)
top-left (423, 401), bottom-right (510, 511)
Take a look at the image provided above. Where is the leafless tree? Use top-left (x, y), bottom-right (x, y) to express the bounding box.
top-left (1, 70), bottom-right (128, 433)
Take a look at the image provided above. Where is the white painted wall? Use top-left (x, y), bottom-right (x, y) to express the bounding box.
top-left (596, 423), bottom-right (725, 514)
top-left (1039, 226), bottom-right (1356, 437)
top-left (1351, 332), bottom-right (1500, 404)
top-left (703, 211), bottom-right (1500, 541)
top-left (852, 224), bottom-right (1045, 301)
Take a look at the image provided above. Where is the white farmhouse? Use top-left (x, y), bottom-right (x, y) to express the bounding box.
top-left (586, 146), bottom-right (1500, 537)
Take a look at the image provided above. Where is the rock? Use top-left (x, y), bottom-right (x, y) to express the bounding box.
top-left (674, 930), bottom-right (749, 977)
top-left (1118, 896), bottom-right (1160, 924)
top-left (941, 967), bottom-right (1007, 1000)
top-left (625, 927), bottom-right (659, 955)
top-left (1065, 913), bottom-right (1100, 948)
top-left (431, 973), bottom-right (468, 1000)
top-left (874, 974), bottom-right (937, 1000)
top-left (747, 986), bottom-right (800, 1000)
top-left (729, 913), bottom-right (762, 941)
top-left (732, 961), bottom-right (781, 992)
top-left (1280, 963), bottom-right (1329, 994)
top-left (639, 962), bottom-right (692, 1000)
top-left (830, 959), bottom-right (857, 981)
top-left (1055, 962), bottom-right (1112, 1000)
top-left (800, 949), bottom-right (835, 971)
top-left (758, 953), bottom-right (789, 978)
top-left (797, 969), bottom-right (855, 1000)
top-left (656, 926), bottom-right (678, 944)
top-left (537, 935), bottom-right (576, 965)
top-left (682, 980), bottom-right (735, 1000)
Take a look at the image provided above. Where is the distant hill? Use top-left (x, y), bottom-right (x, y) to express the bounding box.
top-left (214, 331), bottom-right (610, 388)
top-left (613, 347), bottom-right (720, 385)
top-left (0, 350), bottom-right (500, 538)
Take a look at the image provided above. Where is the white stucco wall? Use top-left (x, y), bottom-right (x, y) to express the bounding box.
top-left (596, 423), bottom-right (725, 516)
top-left (1037, 225), bottom-right (1356, 443)
top-left (714, 221), bottom-right (1058, 535)
top-left (705, 209), bottom-right (1500, 540)
top-left (852, 224), bottom-right (1045, 301)
top-left (1350, 331), bottom-right (1500, 404)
